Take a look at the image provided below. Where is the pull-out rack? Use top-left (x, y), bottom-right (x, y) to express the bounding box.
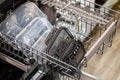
top-left (0, 0), bottom-right (120, 80)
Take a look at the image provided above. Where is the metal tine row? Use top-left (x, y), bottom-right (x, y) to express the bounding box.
top-left (0, 37), bottom-right (27, 63)
top-left (56, 16), bottom-right (96, 43)
top-left (29, 48), bottom-right (82, 79)
top-left (58, 73), bottom-right (78, 80)
top-left (25, 45), bottom-right (77, 73)
top-left (48, 65), bottom-right (77, 80)
top-left (65, 7), bottom-right (107, 25)
top-left (0, 32), bottom-right (82, 79)
top-left (36, 59), bottom-right (80, 80)
top-left (38, 52), bottom-right (77, 70)
top-left (73, 0), bottom-right (115, 20)
top-left (72, 0), bottom-right (113, 22)
top-left (41, 0), bottom-right (114, 26)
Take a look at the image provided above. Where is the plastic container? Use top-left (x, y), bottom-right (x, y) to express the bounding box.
top-left (12, 2), bottom-right (47, 27)
top-left (0, 2), bottom-right (47, 38)
top-left (16, 17), bottom-right (52, 47)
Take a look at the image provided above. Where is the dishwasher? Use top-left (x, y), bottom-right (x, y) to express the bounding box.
top-left (0, 0), bottom-right (120, 80)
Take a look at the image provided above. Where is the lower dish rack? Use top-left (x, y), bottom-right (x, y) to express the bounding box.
top-left (0, 0), bottom-right (120, 80)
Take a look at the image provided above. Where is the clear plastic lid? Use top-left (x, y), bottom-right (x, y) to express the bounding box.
top-left (12, 2), bottom-right (47, 27)
top-left (0, 2), bottom-right (47, 37)
top-left (16, 17), bottom-right (52, 47)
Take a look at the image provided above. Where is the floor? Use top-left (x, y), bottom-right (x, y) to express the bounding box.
top-left (83, 1), bottom-right (120, 80)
